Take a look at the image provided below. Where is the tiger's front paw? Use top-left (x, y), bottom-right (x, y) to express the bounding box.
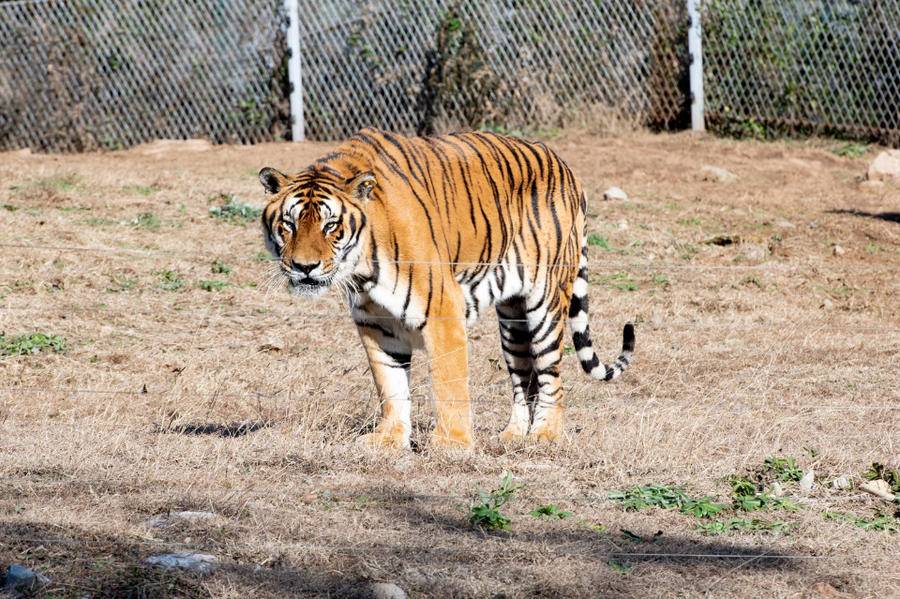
top-left (526, 427), bottom-right (562, 444)
top-left (527, 418), bottom-right (563, 444)
top-left (499, 423), bottom-right (528, 443)
top-left (356, 423), bottom-right (410, 450)
top-left (429, 429), bottom-right (474, 450)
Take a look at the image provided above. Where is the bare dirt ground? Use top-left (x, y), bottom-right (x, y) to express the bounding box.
top-left (1, 132), bottom-right (898, 598)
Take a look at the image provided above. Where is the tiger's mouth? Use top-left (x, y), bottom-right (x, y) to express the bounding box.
top-left (288, 276), bottom-right (330, 297)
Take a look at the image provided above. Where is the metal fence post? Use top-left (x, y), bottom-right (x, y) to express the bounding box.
top-left (687, 0), bottom-right (705, 132)
top-left (284, 0), bottom-right (305, 141)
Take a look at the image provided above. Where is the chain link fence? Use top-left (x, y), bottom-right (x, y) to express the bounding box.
top-left (1, 0), bottom-right (898, 152)
top-left (0, 0), bottom-right (288, 152)
top-left (298, 0), bottom-right (688, 140)
top-left (702, 0), bottom-right (900, 146)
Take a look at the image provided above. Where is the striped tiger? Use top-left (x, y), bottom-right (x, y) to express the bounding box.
top-left (259, 128), bottom-right (634, 449)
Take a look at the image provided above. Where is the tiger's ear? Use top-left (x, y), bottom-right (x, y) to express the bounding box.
top-left (259, 167), bottom-right (288, 194)
top-left (348, 172), bottom-right (376, 201)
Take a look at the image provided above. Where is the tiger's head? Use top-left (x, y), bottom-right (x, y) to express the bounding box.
top-left (258, 165), bottom-right (374, 297)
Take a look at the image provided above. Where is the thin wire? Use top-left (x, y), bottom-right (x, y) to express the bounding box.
top-left (0, 385), bottom-right (897, 410)
top-left (3, 302), bottom-right (899, 331)
top-left (0, 241), bottom-right (844, 272)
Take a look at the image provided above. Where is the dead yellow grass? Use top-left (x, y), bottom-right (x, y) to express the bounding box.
top-left (0, 132), bottom-right (898, 598)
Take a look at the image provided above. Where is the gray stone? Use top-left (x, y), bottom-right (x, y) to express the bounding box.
top-left (799, 470), bottom-right (815, 492)
top-left (866, 149), bottom-right (900, 183)
top-left (832, 245), bottom-right (846, 256)
top-left (831, 475), bottom-right (852, 490)
top-left (603, 186), bottom-right (628, 201)
top-left (739, 243), bottom-right (767, 262)
top-left (700, 165), bottom-right (738, 183)
top-left (145, 552), bottom-right (218, 573)
top-left (369, 582), bottom-right (408, 599)
top-left (3, 564), bottom-right (50, 593)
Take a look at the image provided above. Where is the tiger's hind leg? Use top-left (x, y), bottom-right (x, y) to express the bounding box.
top-left (524, 298), bottom-right (567, 443)
top-left (355, 317), bottom-right (413, 450)
top-left (496, 298), bottom-right (538, 442)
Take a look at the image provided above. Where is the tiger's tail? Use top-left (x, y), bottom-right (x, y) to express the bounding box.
top-left (567, 237), bottom-right (635, 381)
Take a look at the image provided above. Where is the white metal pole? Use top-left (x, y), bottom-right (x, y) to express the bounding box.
top-left (687, 0), bottom-right (705, 132)
top-left (284, 0), bottom-right (305, 141)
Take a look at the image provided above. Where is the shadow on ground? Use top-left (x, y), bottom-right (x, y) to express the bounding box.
top-left (826, 208), bottom-right (900, 223)
top-left (153, 420), bottom-right (270, 437)
top-left (0, 474), bottom-right (817, 598)
top-left (0, 521), bottom-right (374, 598)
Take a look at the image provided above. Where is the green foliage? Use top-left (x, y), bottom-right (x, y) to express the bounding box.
top-left (729, 476), bottom-right (798, 512)
top-left (199, 279), bottom-right (228, 292)
top-left (824, 511), bottom-right (899, 533)
top-left (587, 234), bottom-right (612, 250)
top-left (469, 471), bottom-right (522, 531)
top-left (529, 504), bottom-right (572, 520)
top-left (0, 333), bottom-right (65, 356)
top-left (763, 456), bottom-right (803, 482)
top-left (416, 7), bottom-right (500, 135)
top-left (652, 274), bottom-right (669, 287)
top-left (131, 212), bottom-right (161, 230)
top-left (609, 484), bottom-right (685, 511)
top-left (677, 217), bottom-right (702, 227)
top-left (608, 484), bottom-right (726, 519)
top-left (2, 203), bottom-right (19, 211)
top-left (831, 143), bottom-right (869, 158)
top-left (123, 184), bottom-right (161, 196)
top-left (106, 275), bottom-right (137, 293)
top-left (681, 497), bottom-right (729, 519)
top-left (607, 560), bottom-right (632, 574)
top-left (864, 463), bottom-right (900, 494)
top-left (594, 272), bottom-right (637, 292)
top-left (80, 217), bottom-right (117, 226)
top-left (209, 194), bottom-right (262, 224)
top-left (674, 242), bottom-right (698, 260)
top-left (156, 270), bottom-right (185, 292)
top-left (211, 260), bottom-right (232, 275)
top-left (697, 517), bottom-right (789, 536)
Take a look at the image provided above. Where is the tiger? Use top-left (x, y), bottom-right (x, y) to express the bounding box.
top-left (259, 128), bottom-right (634, 450)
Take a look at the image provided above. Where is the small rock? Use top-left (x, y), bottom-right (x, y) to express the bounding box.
top-left (860, 479), bottom-right (896, 503)
top-left (738, 243), bottom-right (767, 262)
top-left (773, 218), bottom-right (795, 229)
top-left (799, 470), bottom-right (815, 492)
top-left (603, 186), bottom-right (628, 201)
top-left (831, 475), bottom-right (851, 490)
top-left (145, 510), bottom-right (217, 528)
top-left (3, 564), bottom-right (50, 593)
top-left (770, 482), bottom-right (784, 497)
top-left (820, 298), bottom-right (834, 311)
top-left (866, 149), bottom-right (900, 183)
top-left (832, 245), bottom-right (845, 256)
top-left (700, 165), bottom-right (737, 183)
top-left (145, 552), bottom-right (218, 573)
top-left (617, 219), bottom-right (628, 230)
top-left (369, 582), bottom-right (408, 599)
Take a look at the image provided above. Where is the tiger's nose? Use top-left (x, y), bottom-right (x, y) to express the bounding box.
top-left (291, 261), bottom-right (320, 276)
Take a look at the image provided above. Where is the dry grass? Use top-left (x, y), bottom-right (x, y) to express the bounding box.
top-left (1, 133), bottom-right (898, 598)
